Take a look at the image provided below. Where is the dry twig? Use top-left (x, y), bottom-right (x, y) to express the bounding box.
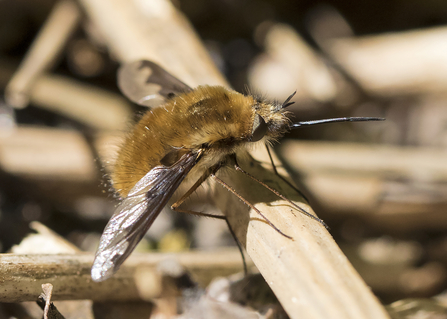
top-left (5, 0), bottom-right (81, 108)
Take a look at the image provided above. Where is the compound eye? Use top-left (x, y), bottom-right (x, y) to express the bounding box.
top-left (251, 114), bottom-right (267, 142)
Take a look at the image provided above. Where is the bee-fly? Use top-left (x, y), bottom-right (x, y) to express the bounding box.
top-left (91, 60), bottom-right (383, 282)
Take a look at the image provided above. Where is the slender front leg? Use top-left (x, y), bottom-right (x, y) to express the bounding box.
top-left (265, 144), bottom-right (309, 202)
top-left (171, 164), bottom-right (248, 274)
top-left (171, 165), bottom-right (225, 219)
top-left (232, 154), bottom-right (328, 229)
top-left (210, 172), bottom-right (292, 239)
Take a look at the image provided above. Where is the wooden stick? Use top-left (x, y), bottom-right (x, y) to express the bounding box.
top-left (280, 140), bottom-right (447, 231)
top-left (0, 126), bottom-right (96, 181)
top-left (29, 74), bottom-right (132, 131)
top-left (325, 26), bottom-right (447, 96)
top-left (0, 250), bottom-right (250, 303)
top-left (5, 0), bottom-right (81, 109)
top-left (3, 221), bottom-right (250, 304)
top-left (0, 127), bottom-right (116, 182)
top-left (249, 23), bottom-right (338, 103)
top-left (252, 22), bottom-right (447, 102)
top-left (214, 150), bottom-right (389, 318)
top-left (79, 0), bottom-right (227, 88)
top-left (77, 1), bottom-right (389, 318)
top-left (280, 140), bottom-right (447, 181)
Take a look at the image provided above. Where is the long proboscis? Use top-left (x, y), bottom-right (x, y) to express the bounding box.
top-left (290, 117), bottom-right (384, 129)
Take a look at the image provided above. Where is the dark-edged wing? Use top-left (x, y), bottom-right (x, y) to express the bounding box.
top-left (91, 151), bottom-right (200, 282)
top-left (118, 60), bottom-right (192, 107)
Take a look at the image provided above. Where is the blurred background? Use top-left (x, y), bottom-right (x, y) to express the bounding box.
top-left (1, 0), bottom-right (447, 312)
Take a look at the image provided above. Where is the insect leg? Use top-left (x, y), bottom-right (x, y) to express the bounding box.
top-left (265, 144), bottom-right (309, 203)
top-left (225, 218), bottom-right (248, 276)
top-left (171, 165), bottom-right (248, 275)
top-left (210, 173), bottom-right (293, 239)
top-left (171, 165), bottom-right (225, 220)
top-left (232, 155), bottom-right (329, 229)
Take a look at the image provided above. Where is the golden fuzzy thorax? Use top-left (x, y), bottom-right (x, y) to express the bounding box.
top-left (112, 85), bottom-right (290, 196)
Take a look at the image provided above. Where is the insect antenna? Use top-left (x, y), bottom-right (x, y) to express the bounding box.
top-left (291, 117), bottom-right (384, 128)
top-left (281, 91), bottom-right (297, 109)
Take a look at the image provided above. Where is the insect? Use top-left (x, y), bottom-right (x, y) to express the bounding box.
top-left (91, 60), bottom-right (383, 282)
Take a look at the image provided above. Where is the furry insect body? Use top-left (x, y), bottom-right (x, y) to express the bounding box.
top-left (91, 60), bottom-right (383, 282)
top-left (113, 85), bottom-right (289, 197)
